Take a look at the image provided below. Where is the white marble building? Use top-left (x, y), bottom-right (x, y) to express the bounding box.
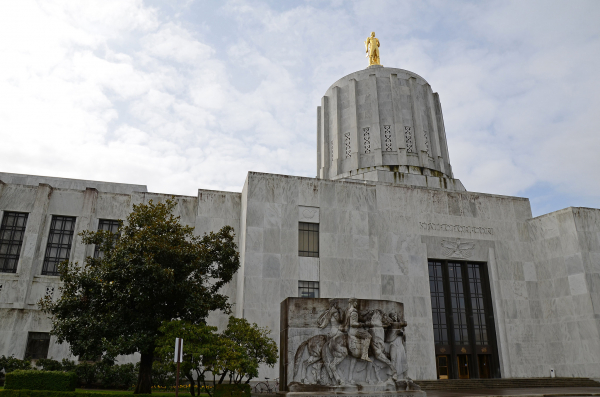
top-left (1, 64), bottom-right (599, 381)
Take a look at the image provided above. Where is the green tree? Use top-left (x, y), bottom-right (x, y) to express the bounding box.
top-left (222, 317), bottom-right (278, 384)
top-left (155, 316), bottom-right (278, 396)
top-left (40, 199), bottom-right (240, 394)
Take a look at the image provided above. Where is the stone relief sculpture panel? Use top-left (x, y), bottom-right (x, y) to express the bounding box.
top-left (440, 239), bottom-right (475, 259)
top-left (280, 298), bottom-right (424, 395)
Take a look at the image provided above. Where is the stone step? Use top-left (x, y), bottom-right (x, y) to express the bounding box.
top-left (414, 378), bottom-right (600, 390)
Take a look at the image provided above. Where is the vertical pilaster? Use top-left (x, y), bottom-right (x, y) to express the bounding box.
top-left (71, 188), bottom-right (99, 263)
top-left (320, 96), bottom-right (330, 179)
top-left (408, 77), bottom-right (429, 168)
top-left (348, 79), bottom-right (360, 169)
top-left (434, 93), bottom-right (453, 178)
top-left (425, 84), bottom-right (445, 174)
top-left (19, 184), bottom-right (53, 308)
top-left (330, 86), bottom-right (341, 176)
top-left (316, 106), bottom-right (322, 178)
top-left (369, 74), bottom-right (383, 165)
top-left (390, 74), bottom-right (407, 165)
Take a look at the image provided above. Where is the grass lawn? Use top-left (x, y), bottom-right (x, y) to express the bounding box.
top-left (0, 386), bottom-right (208, 395)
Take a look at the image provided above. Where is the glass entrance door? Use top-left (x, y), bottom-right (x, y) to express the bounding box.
top-left (428, 260), bottom-right (500, 379)
top-left (478, 355), bottom-right (491, 378)
top-left (436, 355), bottom-right (449, 379)
top-left (457, 355), bottom-right (470, 379)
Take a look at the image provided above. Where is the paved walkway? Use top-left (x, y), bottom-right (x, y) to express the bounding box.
top-left (426, 386), bottom-right (600, 397)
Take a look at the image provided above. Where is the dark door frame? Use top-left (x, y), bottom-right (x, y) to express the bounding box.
top-left (430, 259), bottom-right (501, 379)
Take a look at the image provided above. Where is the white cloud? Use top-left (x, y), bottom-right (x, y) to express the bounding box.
top-left (0, 0), bottom-right (598, 215)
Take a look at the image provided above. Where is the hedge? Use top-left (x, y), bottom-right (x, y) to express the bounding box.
top-left (0, 391), bottom-right (151, 397)
top-left (214, 384), bottom-right (251, 397)
top-left (5, 371), bottom-right (77, 392)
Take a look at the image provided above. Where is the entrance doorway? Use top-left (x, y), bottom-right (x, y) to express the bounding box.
top-left (478, 355), bottom-right (491, 378)
top-left (436, 355), bottom-right (449, 379)
top-left (429, 260), bottom-right (500, 379)
top-left (457, 355), bottom-right (470, 379)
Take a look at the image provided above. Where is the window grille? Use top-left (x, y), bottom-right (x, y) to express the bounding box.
top-left (298, 222), bottom-right (319, 257)
top-left (0, 212), bottom-right (28, 273)
top-left (384, 125), bottom-right (393, 151)
top-left (429, 261), bottom-right (448, 344)
top-left (42, 216), bottom-right (76, 276)
top-left (24, 332), bottom-right (51, 360)
top-left (330, 140), bottom-right (334, 163)
top-left (363, 127), bottom-right (371, 153)
top-left (468, 264), bottom-right (489, 344)
top-left (423, 130), bottom-right (432, 157)
top-left (404, 126), bottom-right (414, 153)
top-left (448, 262), bottom-right (469, 344)
top-left (94, 219), bottom-right (121, 258)
top-left (344, 132), bottom-right (351, 158)
top-left (298, 281), bottom-right (319, 298)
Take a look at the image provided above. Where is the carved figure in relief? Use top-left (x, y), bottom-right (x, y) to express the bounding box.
top-left (291, 299), bottom-right (417, 389)
top-left (294, 299), bottom-right (343, 384)
top-left (364, 32), bottom-right (381, 66)
top-left (342, 298), bottom-right (372, 362)
top-left (361, 309), bottom-right (397, 382)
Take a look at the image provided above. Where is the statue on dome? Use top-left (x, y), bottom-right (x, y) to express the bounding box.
top-left (365, 32), bottom-right (381, 66)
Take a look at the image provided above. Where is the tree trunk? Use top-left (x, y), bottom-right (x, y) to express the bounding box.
top-left (218, 369), bottom-right (228, 384)
top-left (186, 373), bottom-right (196, 396)
top-left (134, 351), bottom-right (153, 394)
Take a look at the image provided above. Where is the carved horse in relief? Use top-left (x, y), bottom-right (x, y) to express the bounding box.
top-left (361, 309), bottom-right (398, 383)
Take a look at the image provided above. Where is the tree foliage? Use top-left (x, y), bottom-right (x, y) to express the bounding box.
top-left (155, 316), bottom-right (277, 396)
top-left (40, 199), bottom-right (240, 394)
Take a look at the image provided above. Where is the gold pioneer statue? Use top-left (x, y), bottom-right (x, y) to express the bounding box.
top-left (365, 31), bottom-right (381, 66)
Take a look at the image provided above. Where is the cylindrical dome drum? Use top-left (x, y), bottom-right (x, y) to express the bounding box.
top-left (317, 65), bottom-right (465, 191)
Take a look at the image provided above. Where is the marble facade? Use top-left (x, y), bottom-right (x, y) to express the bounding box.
top-left (0, 64), bottom-right (599, 382)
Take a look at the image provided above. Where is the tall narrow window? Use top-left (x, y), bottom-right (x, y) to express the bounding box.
top-left (384, 125), bottom-right (393, 151)
top-left (24, 332), bottom-right (51, 359)
top-left (42, 216), bottom-right (76, 276)
top-left (94, 219), bottom-right (121, 259)
top-left (0, 212), bottom-right (28, 273)
top-left (404, 126), bottom-right (414, 153)
top-left (344, 132), bottom-right (351, 158)
top-left (298, 281), bottom-right (319, 298)
top-left (468, 264), bottom-right (488, 345)
top-left (428, 260), bottom-right (498, 379)
top-left (298, 222), bottom-right (319, 257)
top-left (363, 127), bottom-right (371, 154)
top-left (448, 263), bottom-right (469, 345)
top-left (429, 261), bottom-right (448, 344)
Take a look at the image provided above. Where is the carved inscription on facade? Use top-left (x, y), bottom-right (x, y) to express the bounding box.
top-left (419, 222), bottom-right (494, 235)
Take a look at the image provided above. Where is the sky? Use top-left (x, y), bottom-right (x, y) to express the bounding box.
top-left (0, 0), bottom-right (599, 217)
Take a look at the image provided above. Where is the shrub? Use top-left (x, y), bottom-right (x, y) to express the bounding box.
top-left (0, 391), bottom-right (152, 397)
top-left (214, 383), bottom-right (251, 397)
top-left (72, 362), bottom-right (96, 388)
top-left (0, 356), bottom-right (32, 375)
top-left (96, 362), bottom-right (136, 389)
top-left (35, 359), bottom-right (64, 371)
top-left (4, 370), bottom-right (77, 391)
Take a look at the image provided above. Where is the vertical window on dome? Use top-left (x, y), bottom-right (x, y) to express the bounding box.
top-left (344, 132), bottom-right (351, 158)
top-left (404, 126), bottom-right (414, 153)
top-left (94, 219), bottom-right (121, 259)
top-left (384, 125), bottom-right (393, 151)
top-left (363, 127), bottom-right (371, 153)
top-left (0, 212), bottom-right (28, 273)
top-left (298, 222), bottom-right (319, 257)
top-left (298, 281), bottom-right (319, 298)
top-left (42, 215), bottom-right (76, 276)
